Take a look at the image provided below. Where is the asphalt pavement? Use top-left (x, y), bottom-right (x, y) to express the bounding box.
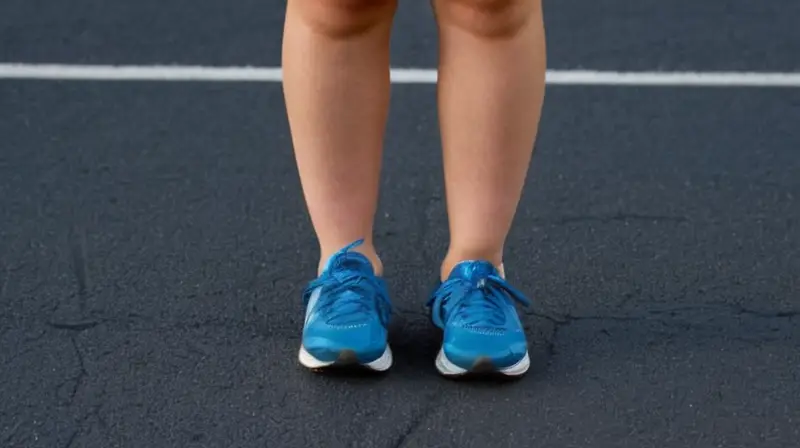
top-left (1, 1), bottom-right (799, 447)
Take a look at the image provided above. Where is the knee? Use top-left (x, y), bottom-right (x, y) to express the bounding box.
top-left (434, 0), bottom-right (539, 39)
top-left (290, 0), bottom-right (398, 39)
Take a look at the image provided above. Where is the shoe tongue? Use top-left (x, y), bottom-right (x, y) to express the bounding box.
top-left (447, 260), bottom-right (498, 282)
top-left (324, 251), bottom-right (375, 276)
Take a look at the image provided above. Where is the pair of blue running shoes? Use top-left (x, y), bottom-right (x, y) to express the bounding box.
top-left (299, 240), bottom-right (531, 377)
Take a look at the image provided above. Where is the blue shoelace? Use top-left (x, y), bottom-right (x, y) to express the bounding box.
top-left (302, 240), bottom-right (391, 326)
top-left (427, 273), bottom-right (530, 329)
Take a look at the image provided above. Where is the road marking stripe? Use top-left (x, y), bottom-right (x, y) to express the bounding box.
top-left (2, 63), bottom-right (800, 87)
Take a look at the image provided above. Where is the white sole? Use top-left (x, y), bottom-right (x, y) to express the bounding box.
top-left (434, 348), bottom-right (530, 377)
top-left (298, 344), bottom-right (393, 372)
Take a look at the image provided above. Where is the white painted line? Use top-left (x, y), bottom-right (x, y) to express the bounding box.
top-left (2, 63), bottom-right (800, 87)
top-left (0, 64), bottom-right (284, 82)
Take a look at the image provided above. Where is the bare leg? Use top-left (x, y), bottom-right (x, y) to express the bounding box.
top-left (432, 0), bottom-right (546, 279)
top-left (282, 0), bottom-right (398, 274)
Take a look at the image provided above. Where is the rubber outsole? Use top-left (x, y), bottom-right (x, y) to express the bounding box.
top-left (434, 347), bottom-right (530, 378)
top-left (298, 345), bottom-right (393, 372)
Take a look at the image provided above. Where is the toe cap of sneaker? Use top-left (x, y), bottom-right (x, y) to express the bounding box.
top-left (442, 326), bottom-right (527, 370)
top-left (303, 322), bottom-right (387, 363)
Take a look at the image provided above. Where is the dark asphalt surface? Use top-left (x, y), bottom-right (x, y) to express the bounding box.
top-left (1, 1), bottom-right (799, 447)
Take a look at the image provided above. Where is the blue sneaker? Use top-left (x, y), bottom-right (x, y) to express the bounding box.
top-left (427, 260), bottom-right (531, 377)
top-left (298, 240), bottom-right (393, 372)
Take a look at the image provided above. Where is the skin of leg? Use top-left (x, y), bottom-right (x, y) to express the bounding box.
top-left (432, 0), bottom-right (547, 279)
top-left (282, 0), bottom-right (398, 274)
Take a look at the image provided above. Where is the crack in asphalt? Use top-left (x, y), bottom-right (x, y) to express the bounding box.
top-left (527, 303), bottom-right (800, 326)
top-left (48, 320), bottom-right (101, 332)
top-left (524, 303), bottom-right (799, 359)
top-left (68, 336), bottom-right (87, 404)
top-left (389, 392), bottom-right (442, 448)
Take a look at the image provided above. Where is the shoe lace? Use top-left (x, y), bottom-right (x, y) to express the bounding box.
top-left (427, 273), bottom-right (530, 329)
top-left (302, 240), bottom-right (391, 326)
